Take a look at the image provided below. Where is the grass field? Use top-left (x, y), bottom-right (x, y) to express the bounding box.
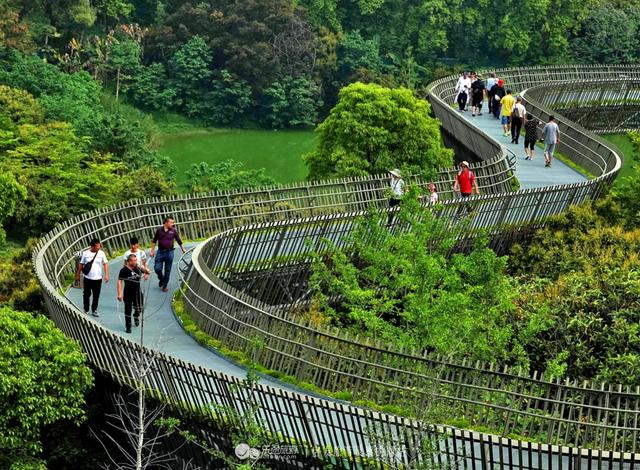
top-left (154, 114), bottom-right (316, 188)
top-left (602, 134), bottom-right (636, 181)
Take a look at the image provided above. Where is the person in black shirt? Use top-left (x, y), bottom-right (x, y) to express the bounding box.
top-left (470, 72), bottom-right (485, 116)
top-left (117, 254), bottom-right (149, 333)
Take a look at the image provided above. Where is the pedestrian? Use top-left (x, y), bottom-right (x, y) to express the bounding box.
top-left (387, 169), bottom-right (404, 225)
top-left (510, 96), bottom-right (526, 144)
top-left (150, 217), bottom-right (186, 292)
top-left (454, 72), bottom-right (471, 112)
top-left (453, 161), bottom-right (480, 198)
top-left (486, 73), bottom-right (497, 113)
top-left (117, 253), bottom-right (148, 334)
top-left (75, 238), bottom-right (109, 317)
top-left (500, 89), bottom-right (515, 137)
top-left (123, 236), bottom-right (151, 274)
top-left (470, 72), bottom-right (485, 116)
top-left (491, 79), bottom-right (505, 119)
top-left (428, 182), bottom-right (439, 204)
top-left (542, 115), bottom-right (560, 167)
top-left (523, 113), bottom-right (539, 160)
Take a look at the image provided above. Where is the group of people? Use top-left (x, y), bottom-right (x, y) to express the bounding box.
top-left (387, 161), bottom-right (479, 221)
top-left (455, 71), bottom-right (561, 167)
top-left (74, 217), bottom-right (186, 334)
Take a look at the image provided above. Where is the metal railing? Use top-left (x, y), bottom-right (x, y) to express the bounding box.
top-left (33, 65), bottom-right (639, 467)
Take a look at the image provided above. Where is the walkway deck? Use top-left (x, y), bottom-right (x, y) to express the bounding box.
top-left (458, 107), bottom-right (586, 189)
top-left (66, 102), bottom-right (588, 397)
top-left (66, 247), bottom-right (301, 392)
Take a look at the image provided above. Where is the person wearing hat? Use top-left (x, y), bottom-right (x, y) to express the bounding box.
top-left (453, 161), bottom-right (480, 198)
top-left (389, 169), bottom-right (404, 206)
top-left (490, 79), bottom-right (505, 120)
top-left (387, 169), bottom-right (404, 225)
top-left (510, 96), bottom-right (527, 145)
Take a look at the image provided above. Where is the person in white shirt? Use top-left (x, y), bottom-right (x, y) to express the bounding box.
top-left (454, 72), bottom-right (471, 112)
top-left (387, 169), bottom-right (404, 226)
top-left (428, 183), bottom-right (439, 204)
top-left (75, 238), bottom-right (109, 317)
top-left (486, 72), bottom-right (497, 114)
top-left (510, 96), bottom-right (527, 145)
top-left (123, 236), bottom-right (151, 274)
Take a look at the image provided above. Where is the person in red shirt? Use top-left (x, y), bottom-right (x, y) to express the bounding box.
top-left (453, 161), bottom-right (480, 197)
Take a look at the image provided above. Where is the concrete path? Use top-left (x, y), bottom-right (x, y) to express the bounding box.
top-left (457, 105), bottom-right (587, 188)
top-left (65, 246), bottom-right (303, 392)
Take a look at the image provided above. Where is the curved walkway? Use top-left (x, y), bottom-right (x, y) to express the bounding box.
top-left (458, 108), bottom-right (587, 188)
top-left (65, 247), bottom-right (307, 393)
top-left (64, 104), bottom-right (590, 394)
top-left (36, 64), bottom-right (640, 468)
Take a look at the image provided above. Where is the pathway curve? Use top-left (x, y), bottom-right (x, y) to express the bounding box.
top-left (458, 107), bottom-right (586, 188)
top-left (66, 245), bottom-right (307, 393)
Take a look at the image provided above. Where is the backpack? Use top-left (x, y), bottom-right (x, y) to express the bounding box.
top-left (512, 104), bottom-right (521, 118)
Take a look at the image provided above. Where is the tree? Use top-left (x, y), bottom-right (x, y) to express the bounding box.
top-left (0, 121), bottom-right (125, 235)
top-left (127, 63), bottom-right (176, 110)
top-left (309, 191), bottom-right (523, 364)
top-left (196, 69), bottom-right (252, 125)
top-left (304, 82), bottom-right (453, 180)
top-left (571, 6), bottom-right (639, 64)
top-left (261, 76), bottom-right (321, 128)
top-left (107, 37), bottom-right (141, 100)
top-left (0, 172), bottom-right (26, 246)
top-left (0, 0), bottom-right (34, 52)
top-left (0, 307), bottom-right (93, 468)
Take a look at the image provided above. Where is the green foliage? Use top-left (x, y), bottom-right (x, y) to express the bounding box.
top-left (305, 82), bottom-right (453, 180)
top-left (185, 160), bottom-right (276, 193)
top-left (571, 6), bottom-right (640, 64)
top-left (127, 63), bottom-right (176, 111)
top-left (0, 121), bottom-right (124, 235)
top-left (0, 172), bottom-right (26, 245)
top-left (196, 70), bottom-right (253, 125)
top-left (0, 307), bottom-right (93, 468)
top-left (610, 133), bottom-right (640, 229)
top-left (310, 191), bottom-right (524, 365)
top-left (261, 76), bottom-right (321, 128)
top-left (169, 35), bottom-right (212, 100)
top-left (509, 201), bottom-right (640, 384)
top-left (0, 240), bottom-right (45, 314)
top-left (0, 84), bottom-right (43, 124)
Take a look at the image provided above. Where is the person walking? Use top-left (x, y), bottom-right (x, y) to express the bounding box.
top-left (453, 161), bottom-right (480, 198)
top-left (454, 72), bottom-right (471, 112)
top-left (523, 113), bottom-right (540, 160)
top-left (500, 89), bottom-right (515, 137)
top-left (510, 96), bottom-right (526, 144)
top-left (75, 238), bottom-right (109, 317)
top-left (117, 253), bottom-right (148, 334)
top-left (486, 73), bottom-right (497, 114)
top-left (542, 115), bottom-right (560, 167)
top-left (387, 169), bottom-right (404, 225)
top-left (491, 79), bottom-right (505, 119)
top-left (470, 72), bottom-right (485, 116)
top-left (150, 217), bottom-right (186, 292)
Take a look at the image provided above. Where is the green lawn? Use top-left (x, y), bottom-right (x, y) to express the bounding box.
top-left (155, 122), bottom-right (316, 187)
top-left (602, 134), bottom-right (636, 180)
